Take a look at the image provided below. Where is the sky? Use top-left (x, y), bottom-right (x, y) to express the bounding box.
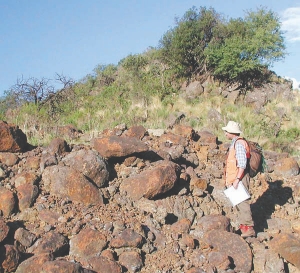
top-left (1, 0), bottom-right (300, 97)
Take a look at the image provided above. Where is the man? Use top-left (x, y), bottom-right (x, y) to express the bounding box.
top-left (222, 120), bottom-right (255, 238)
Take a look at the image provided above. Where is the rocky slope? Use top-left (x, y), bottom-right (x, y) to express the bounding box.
top-left (0, 120), bottom-right (300, 273)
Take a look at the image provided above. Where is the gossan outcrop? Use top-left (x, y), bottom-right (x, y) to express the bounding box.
top-left (0, 122), bottom-right (299, 272)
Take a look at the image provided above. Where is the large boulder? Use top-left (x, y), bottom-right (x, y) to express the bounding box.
top-left (274, 157), bottom-right (299, 177)
top-left (62, 149), bottom-right (109, 188)
top-left (91, 135), bottom-right (149, 158)
top-left (0, 121), bottom-right (28, 152)
top-left (69, 228), bottom-right (107, 265)
top-left (203, 230), bottom-right (253, 273)
top-left (120, 160), bottom-right (180, 200)
top-left (42, 165), bottom-right (104, 205)
top-left (269, 233), bottom-right (300, 270)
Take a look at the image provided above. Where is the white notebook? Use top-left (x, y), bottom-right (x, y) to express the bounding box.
top-left (224, 181), bottom-right (250, 206)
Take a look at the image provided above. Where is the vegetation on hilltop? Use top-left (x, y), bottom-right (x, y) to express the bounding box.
top-left (0, 6), bottom-right (299, 156)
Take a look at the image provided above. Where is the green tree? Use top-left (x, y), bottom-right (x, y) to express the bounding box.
top-left (159, 6), bottom-right (222, 78)
top-left (205, 7), bottom-right (286, 86)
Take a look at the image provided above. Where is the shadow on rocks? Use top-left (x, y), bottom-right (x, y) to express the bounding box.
top-left (251, 180), bottom-right (293, 233)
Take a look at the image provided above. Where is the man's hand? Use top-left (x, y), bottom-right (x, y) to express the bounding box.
top-left (233, 179), bottom-right (240, 189)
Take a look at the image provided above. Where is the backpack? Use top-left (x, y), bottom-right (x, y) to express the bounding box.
top-left (247, 141), bottom-right (264, 177)
top-left (235, 139), bottom-right (266, 178)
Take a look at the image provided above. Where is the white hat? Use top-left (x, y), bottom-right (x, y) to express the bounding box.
top-left (222, 121), bottom-right (242, 134)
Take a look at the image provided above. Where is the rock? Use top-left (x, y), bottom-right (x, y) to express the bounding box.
top-left (172, 124), bottom-right (195, 139)
top-left (0, 152), bottom-right (19, 166)
top-left (56, 124), bottom-right (82, 139)
top-left (124, 125), bottom-right (147, 139)
top-left (170, 218), bottom-right (192, 236)
top-left (251, 241), bottom-right (285, 273)
top-left (0, 121), bottom-right (28, 152)
top-left (47, 138), bottom-right (70, 155)
top-left (25, 156), bottom-right (40, 170)
top-left (120, 160), bottom-right (179, 200)
top-left (69, 228), bottom-right (107, 264)
top-left (92, 135), bottom-right (149, 158)
top-left (119, 251), bottom-right (143, 273)
top-left (184, 81), bottom-right (204, 100)
top-left (16, 183), bottom-right (39, 211)
top-left (203, 230), bottom-right (253, 273)
top-left (0, 244), bottom-right (20, 272)
top-left (195, 215), bottom-right (231, 237)
top-left (42, 165), bottom-right (104, 205)
top-left (62, 149), bottom-right (109, 188)
top-left (198, 130), bottom-right (218, 145)
top-left (0, 186), bottom-right (16, 217)
top-left (86, 256), bottom-right (122, 273)
top-left (41, 259), bottom-right (94, 273)
top-left (27, 231), bottom-right (68, 256)
top-left (207, 251), bottom-right (231, 271)
top-left (269, 233), bottom-right (300, 269)
top-left (0, 217), bottom-right (10, 242)
top-left (13, 172), bottom-right (39, 188)
top-left (14, 228), bottom-right (36, 247)
top-left (159, 132), bottom-right (188, 146)
top-left (38, 210), bottom-right (60, 226)
top-left (15, 253), bottom-right (54, 273)
top-left (110, 228), bottom-right (143, 248)
top-left (274, 157), bottom-right (299, 177)
top-left (147, 129), bottom-right (165, 137)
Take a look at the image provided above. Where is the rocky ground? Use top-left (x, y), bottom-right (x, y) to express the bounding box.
top-left (0, 120), bottom-right (300, 273)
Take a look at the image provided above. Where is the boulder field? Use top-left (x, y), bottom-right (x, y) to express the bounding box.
top-left (0, 122), bottom-right (299, 273)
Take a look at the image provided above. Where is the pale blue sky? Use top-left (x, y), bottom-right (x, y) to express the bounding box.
top-left (1, 0), bottom-right (300, 96)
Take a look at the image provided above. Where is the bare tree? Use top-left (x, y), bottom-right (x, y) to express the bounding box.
top-left (11, 76), bottom-right (54, 105)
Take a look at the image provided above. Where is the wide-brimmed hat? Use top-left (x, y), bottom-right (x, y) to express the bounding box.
top-left (222, 121), bottom-right (242, 134)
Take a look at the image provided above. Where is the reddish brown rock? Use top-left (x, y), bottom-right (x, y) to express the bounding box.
top-left (203, 230), bottom-right (252, 273)
top-left (207, 251), bottom-right (231, 271)
top-left (0, 186), bottom-right (16, 217)
top-left (47, 137), bottom-right (70, 155)
top-left (0, 152), bottom-right (19, 166)
top-left (42, 165), bottom-right (104, 205)
top-left (14, 228), bottom-right (36, 247)
top-left (0, 217), bottom-right (9, 242)
top-left (190, 177), bottom-right (208, 191)
top-left (25, 156), bottom-right (40, 170)
top-left (196, 215), bottom-right (231, 234)
top-left (62, 149), bottom-right (109, 188)
top-left (172, 124), bottom-right (195, 139)
top-left (26, 156), bottom-right (41, 170)
top-left (13, 172), bottom-right (39, 187)
top-left (0, 121), bottom-right (28, 152)
top-left (28, 231), bottom-right (68, 256)
top-left (269, 233), bottom-right (300, 269)
top-left (120, 160), bottom-right (179, 200)
top-left (159, 132), bottom-right (188, 146)
top-left (124, 125), bottom-right (147, 139)
top-left (69, 228), bottom-right (107, 264)
top-left (86, 256), bottom-right (122, 273)
top-left (0, 244), bottom-right (20, 272)
top-left (15, 253), bottom-right (54, 273)
top-left (41, 259), bottom-right (93, 273)
top-left (16, 183), bottom-right (39, 211)
top-left (110, 228), bottom-right (143, 248)
top-left (91, 135), bottom-right (148, 158)
top-left (118, 251), bottom-right (143, 272)
top-left (198, 130), bottom-right (217, 145)
top-left (38, 210), bottom-right (60, 225)
top-left (170, 218), bottom-right (192, 235)
top-left (274, 157), bottom-right (299, 177)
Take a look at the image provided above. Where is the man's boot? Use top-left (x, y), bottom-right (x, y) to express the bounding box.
top-left (239, 224), bottom-right (255, 238)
